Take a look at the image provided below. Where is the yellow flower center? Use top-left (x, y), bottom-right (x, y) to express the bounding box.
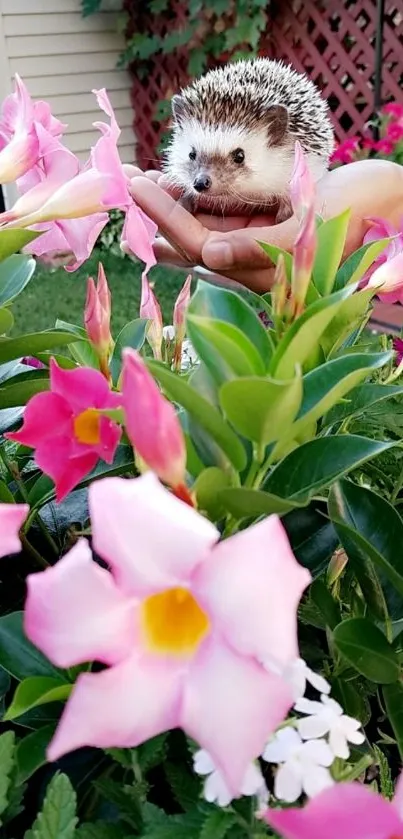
top-left (142, 587), bottom-right (210, 655)
top-left (74, 408), bottom-right (101, 445)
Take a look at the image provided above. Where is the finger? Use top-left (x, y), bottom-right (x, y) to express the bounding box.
top-left (201, 216), bottom-right (299, 271)
top-left (193, 213), bottom-right (277, 232)
top-left (129, 177), bottom-right (208, 262)
top-left (153, 238), bottom-right (196, 268)
top-left (123, 164), bottom-right (143, 178)
top-left (144, 170), bottom-right (161, 182)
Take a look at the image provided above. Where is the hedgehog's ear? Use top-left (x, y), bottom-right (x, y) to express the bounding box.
top-left (171, 95), bottom-right (188, 124)
top-left (265, 104), bottom-right (289, 145)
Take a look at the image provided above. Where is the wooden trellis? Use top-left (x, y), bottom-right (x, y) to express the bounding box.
top-left (128, 0), bottom-right (403, 167)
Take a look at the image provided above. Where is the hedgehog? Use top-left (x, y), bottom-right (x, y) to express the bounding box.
top-left (163, 58), bottom-right (334, 221)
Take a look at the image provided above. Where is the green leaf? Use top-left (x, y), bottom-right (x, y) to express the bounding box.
top-left (200, 810), bottom-right (237, 839)
top-left (0, 732), bottom-right (15, 826)
top-left (219, 487), bottom-right (303, 518)
top-left (264, 435), bottom-right (393, 503)
top-left (5, 676), bottom-right (72, 721)
top-left (333, 617), bottom-right (400, 683)
top-left (189, 282), bottom-right (272, 366)
top-left (258, 241), bottom-right (292, 280)
top-left (283, 501), bottom-right (339, 576)
top-left (383, 683), bottom-right (403, 759)
top-left (137, 733), bottom-right (168, 772)
top-left (164, 762), bottom-right (200, 811)
top-left (0, 228), bottom-right (42, 263)
top-left (0, 331), bottom-right (79, 364)
top-left (142, 809), bottom-right (205, 839)
top-left (0, 374), bottom-right (49, 407)
top-left (15, 724), bottom-right (56, 784)
top-left (270, 286), bottom-right (353, 379)
top-left (187, 315), bottom-right (265, 379)
top-left (0, 612), bottom-right (64, 681)
top-left (110, 318), bottom-right (148, 384)
top-left (76, 824), bottom-right (129, 839)
top-left (310, 579), bottom-right (341, 629)
top-left (323, 383), bottom-right (403, 429)
top-left (147, 361), bottom-right (247, 472)
top-left (331, 678), bottom-right (371, 726)
top-left (312, 209), bottom-right (351, 295)
top-left (0, 255), bottom-right (36, 305)
top-left (194, 467), bottom-right (231, 519)
top-left (334, 237), bottom-right (392, 291)
top-left (0, 479), bottom-right (14, 503)
top-left (219, 374), bottom-right (302, 446)
top-left (320, 287), bottom-right (375, 357)
top-left (0, 307), bottom-right (14, 335)
top-left (27, 772), bottom-right (77, 839)
top-left (328, 480), bottom-right (403, 612)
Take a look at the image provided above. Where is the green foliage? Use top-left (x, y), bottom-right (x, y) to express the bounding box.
top-left (26, 773), bottom-right (77, 839)
top-left (0, 733), bottom-right (16, 826)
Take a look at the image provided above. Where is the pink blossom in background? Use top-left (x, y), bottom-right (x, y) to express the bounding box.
top-left (264, 774), bottom-right (403, 839)
top-left (140, 274), bottom-right (163, 360)
top-left (372, 138), bottom-right (394, 155)
top-left (330, 137), bottom-right (360, 165)
top-left (122, 349), bottom-right (186, 490)
top-left (289, 141), bottom-right (315, 219)
top-left (386, 121), bottom-right (403, 143)
top-left (24, 471), bottom-right (311, 793)
top-left (393, 337), bottom-right (403, 365)
top-left (7, 359), bottom-right (122, 501)
top-left (382, 102), bottom-right (403, 120)
top-left (0, 504), bottom-right (29, 558)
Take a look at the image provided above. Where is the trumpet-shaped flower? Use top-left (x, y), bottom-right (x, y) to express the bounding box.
top-left (0, 503), bottom-right (29, 558)
top-left (367, 252), bottom-right (403, 304)
top-left (263, 774), bottom-right (403, 839)
top-left (0, 75), bottom-right (39, 183)
top-left (7, 359), bottom-right (122, 501)
top-left (140, 275), bottom-right (163, 360)
top-left (290, 141), bottom-right (315, 219)
top-left (24, 473), bottom-right (311, 793)
top-left (121, 349), bottom-right (186, 490)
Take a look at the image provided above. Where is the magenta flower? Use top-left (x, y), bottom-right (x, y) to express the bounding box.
top-left (24, 472), bottom-right (310, 792)
top-left (7, 359), bottom-right (122, 502)
top-left (290, 141), bottom-right (315, 219)
top-left (386, 122), bottom-right (403, 143)
top-left (330, 137), bottom-right (360, 165)
top-left (264, 776), bottom-right (403, 839)
top-left (382, 102), bottom-right (403, 120)
top-left (140, 274), bottom-right (163, 360)
top-left (0, 503), bottom-right (29, 558)
top-left (122, 349), bottom-right (186, 491)
top-left (393, 337), bottom-right (403, 365)
top-left (372, 138), bottom-right (395, 155)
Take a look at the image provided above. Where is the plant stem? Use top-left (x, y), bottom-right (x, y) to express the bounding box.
top-left (390, 458), bottom-right (403, 504)
top-left (20, 532), bottom-right (50, 569)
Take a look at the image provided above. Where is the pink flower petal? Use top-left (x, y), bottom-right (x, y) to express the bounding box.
top-left (194, 516), bottom-right (310, 665)
top-left (6, 391), bottom-right (73, 447)
top-left (264, 782), bottom-right (402, 839)
top-left (47, 651), bottom-right (183, 761)
top-left (394, 770), bottom-right (403, 818)
top-left (35, 436), bottom-right (98, 501)
top-left (182, 634), bottom-right (292, 795)
top-left (25, 539), bottom-right (135, 668)
top-left (59, 214), bottom-right (109, 271)
top-left (0, 503), bottom-right (29, 558)
top-left (96, 416), bottom-right (122, 464)
top-left (89, 473), bottom-right (218, 596)
top-left (49, 358), bottom-right (119, 414)
top-left (121, 202), bottom-right (157, 272)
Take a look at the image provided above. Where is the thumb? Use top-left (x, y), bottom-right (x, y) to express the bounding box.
top-left (201, 216), bottom-right (299, 271)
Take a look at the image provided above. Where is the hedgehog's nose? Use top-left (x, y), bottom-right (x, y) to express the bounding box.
top-left (193, 173), bottom-right (211, 192)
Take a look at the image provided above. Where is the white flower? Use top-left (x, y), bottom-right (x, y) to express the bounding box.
top-left (262, 656), bottom-right (330, 701)
top-left (262, 727), bottom-right (334, 803)
top-left (193, 749), bottom-right (268, 808)
top-left (295, 694), bottom-right (365, 759)
top-left (181, 339), bottom-right (198, 370)
top-left (163, 325), bottom-right (175, 342)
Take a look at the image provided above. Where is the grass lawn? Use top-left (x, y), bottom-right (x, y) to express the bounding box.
top-left (10, 249), bottom-right (188, 336)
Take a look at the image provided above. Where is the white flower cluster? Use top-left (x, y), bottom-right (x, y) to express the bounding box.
top-left (162, 325), bottom-right (198, 371)
top-left (193, 657), bottom-right (365, 809)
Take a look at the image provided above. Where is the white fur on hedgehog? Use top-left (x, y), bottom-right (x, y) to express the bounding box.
top-left (163, 58), bottom-right (334, 216)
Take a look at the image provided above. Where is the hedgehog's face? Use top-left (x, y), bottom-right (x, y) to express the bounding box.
top-left (163, 100), bottom-right (297, 212)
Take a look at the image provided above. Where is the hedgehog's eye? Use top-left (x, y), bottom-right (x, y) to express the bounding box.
top-left (231, 148), bottom-right (245, 164)
top-left (189, 148), bottom-right (197, 161)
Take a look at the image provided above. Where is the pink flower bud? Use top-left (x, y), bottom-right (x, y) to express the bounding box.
top-left (84, 264), bottom-right (113, 372)
top-left (291, 203), bottom-right (317, 317)
top-left (122, 348), bottom-right (187, 491)
top-left (140, 274), bottom-right (163, 361)
top-left (290, 141), bottom-right (315, 219)
top-left (173, 274), bottom-right (192, 370)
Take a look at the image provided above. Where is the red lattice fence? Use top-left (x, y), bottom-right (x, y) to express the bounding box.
top-left (128, 0), bottom-right (403, 168)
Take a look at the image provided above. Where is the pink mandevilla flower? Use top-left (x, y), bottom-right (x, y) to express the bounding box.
top-left (6, 359), bottom-right (122, 502)
top-left (84, 263), bottom-right (113, 377)
top-left (140, 274), bottom-right (163, 360)
top-left (0, 74), bottom-right (39, 184)
top-left (264, 772), bottom-right (403, 839)
top-left (0, 504), bottom-right (29, 558)
top-left (24, 471), bottom-right (311, 794)
top-left (361, 216), bottom-right (403, 289)
top-left (368, 252), bottom-right (403, 304)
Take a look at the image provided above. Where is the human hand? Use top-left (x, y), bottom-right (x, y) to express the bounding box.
top-left (129, 160), bottom-right (403, 294)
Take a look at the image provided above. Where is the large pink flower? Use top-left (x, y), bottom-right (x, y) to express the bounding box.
top-left (0, 504), bottom-right (29, 557)
top-left (264, 774), bottom-right (403, 839)
top-left (361, 216), bottom-right (403, 293)
top-left (0, 74), bottom-right (39, 183)
top-left (24, 473), bottom-right (310, 794)
top-left (7, 359), bottom-right (122, 501)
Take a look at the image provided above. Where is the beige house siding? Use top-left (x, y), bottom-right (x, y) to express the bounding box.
top-left (0, 0), bottom-right (135, 206)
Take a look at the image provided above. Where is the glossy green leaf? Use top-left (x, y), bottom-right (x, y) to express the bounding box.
top-left (15, 724), bottom-right (57, 784)
top-left (0, 612), bottom-right (64, 681)
top-left (0, 307), bottom-right (14, 335)
top-left (270, 286), bottom-right (353, 379)
top-left (193, 467), bottom-right (231, 519)
top-left (0, 480), bottom-right (14, 503)
top-left (258, 241), bottom-right (293, 280)
top-left (54, 319), bottom-right (86, 338)
top-left (0, 228), bottom-right (42, 263)
top-left (0, 374), bottom-right (49, 408)
top-left (333, 617), bottom-right (400, 683)
top-left (320, 286), bottom-right (375, 357)
top-left (283, 501), bottom-right (339, 576)
top-left (0, 254), bottom-right (36, 306)
top-left (323, 383), bottom-right (403, 429)
top-left (331, 678), bottom-right (371, 726)
top-left (328, 479), bottom-right (403, 610)
top-left (312, 209), bottom-right (351, 295)
top-left (383, 683), bottom-right (403, 759)
top-left (218, 487), bottom-right (303, 518)
top-left (147, 360), bottom-right (247, 472)
top-left (219, 374), bottom-right (302, 446)
top-left (189, 282), bottom-right (273, 365)
top-left (0, 330), bottom-right (79, 364)
top-left (110, 318), bottom-right (148, 384)
top-left (334, 237), bottom-right (391, 291)
top-left (310, 579), bottom-right (341, 629)
top-left (264, 435), bottom-right (393, 503)
top-left (5, 676), bottom-right (72, 721)
top-left (187, 315), bottom-right (265, 378)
